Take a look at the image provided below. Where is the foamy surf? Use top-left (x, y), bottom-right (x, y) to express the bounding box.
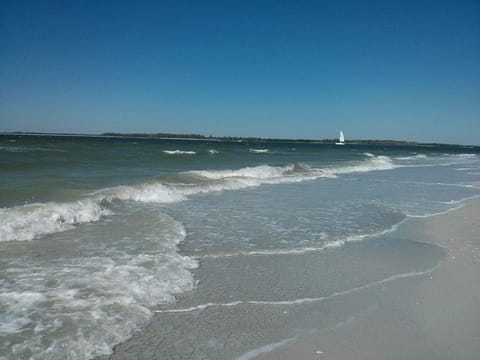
top-left (199, 219), bottom-right (406, 259)
top-left (2, 136), bottom-right (479, 360)
top-left (327, 155), bottom-right (398, 174)
top-left (189, 155), bottom-right (397, 183)
top-left (190, 164), bottom-right (298, 180)
top-left (1, 155), bottom-right (401, 242)
top-left (443, 153), bottom-right (476, 158)
top-left (96, 182), bottom-right (186, 203)
top-left (395, 154), bottom-right (428, 160)
top-left (199, 235), bottom-right (369, 259)
top-left (163, 150), bottom-right (196, 155)
top-left (0, 199), bottom-right (111, 242)
top-left (1, 211), bottom-right (198, 359)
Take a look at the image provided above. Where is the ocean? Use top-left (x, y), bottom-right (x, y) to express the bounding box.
top-left (1, 134), bottom-right (479, 359)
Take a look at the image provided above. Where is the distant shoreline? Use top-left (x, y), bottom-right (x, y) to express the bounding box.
top-left (0, 131), bottom-right (477, 148)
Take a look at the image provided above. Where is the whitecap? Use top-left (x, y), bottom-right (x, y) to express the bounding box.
top-left (2, 213), bottom-right (198, 359)
top-left (395, 154), bottom-right (428, 160)
top-left (0, 199), bottom-right (111, 242)
top-left (163, 150), bottom-right (196, 155)
top-left (1, 155), bottom-right (401, 242)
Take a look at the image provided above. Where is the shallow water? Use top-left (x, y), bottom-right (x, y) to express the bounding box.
top-left (1, 135), bottom-right (479, 359)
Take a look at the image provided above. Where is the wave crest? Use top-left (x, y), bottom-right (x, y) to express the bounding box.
top-left (2, 212), bottom-right (198, 359)
top-left (395, 154), bottom-right (427, 160)
top-left (250, 148), bottom-right (269, 153)
top-left (190, 164), bottom-right (296, 180)
top-left (163, 150), bottom-right (196, 155)
top-left (0, 199), bottom-right (111, 242)
top-left (97, 183), bottom-right (186, 203)
top-left (1, 155), bottom-right (398, 242)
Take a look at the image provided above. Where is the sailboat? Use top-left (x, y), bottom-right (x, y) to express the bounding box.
top-left (335, 131), bottom-right (345, 145)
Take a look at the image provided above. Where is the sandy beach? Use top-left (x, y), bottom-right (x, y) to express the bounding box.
top-left (3, 136), bottom-right (478, 359)
top-left (259, 196), bottom-right (480, 360)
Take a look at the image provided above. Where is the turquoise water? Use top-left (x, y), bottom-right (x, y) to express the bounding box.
top-left (1, 135), bottom-right (479, 359)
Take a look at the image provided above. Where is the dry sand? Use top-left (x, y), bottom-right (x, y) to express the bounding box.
top-left (259, 197), bottom-right (480, 360)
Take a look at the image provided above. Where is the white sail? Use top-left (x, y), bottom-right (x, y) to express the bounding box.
top-left (336, 131), bottom-right (345, 145)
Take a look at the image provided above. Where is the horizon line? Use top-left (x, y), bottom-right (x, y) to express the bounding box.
top-left (1, 131), bottom-right (478, 148)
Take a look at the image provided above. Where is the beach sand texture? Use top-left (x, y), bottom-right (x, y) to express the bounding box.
top-left (104, 198), bottom-right (480, 360)
top-left (260, 197), bottom-right (480, 360)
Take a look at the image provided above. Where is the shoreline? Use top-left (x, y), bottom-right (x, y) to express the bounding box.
top-left (257, 195), bottom-right (480, 360)
top-left (101, 194), bottom-right (480, 360)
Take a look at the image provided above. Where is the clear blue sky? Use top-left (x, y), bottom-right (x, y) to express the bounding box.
top-left (1, 0), bottom-right (479, 144)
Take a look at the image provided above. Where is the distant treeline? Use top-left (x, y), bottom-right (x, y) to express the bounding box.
top-left (102, 132), bottom-right (209, 139)
top-left (2, 132), bottom-right (462, 147)
top-left (100, 132), bottom-right (328, 142)
top-left (100, 132), bottom-right (426, 145)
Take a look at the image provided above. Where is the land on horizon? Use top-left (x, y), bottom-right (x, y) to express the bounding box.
top-left (1, 131), bottom-right (476, 148)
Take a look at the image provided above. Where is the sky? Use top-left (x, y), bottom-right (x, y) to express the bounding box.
top-left (0, 0), bottom-right (479, 144)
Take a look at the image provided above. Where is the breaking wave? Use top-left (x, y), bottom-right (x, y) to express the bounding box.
top-left (395, 154), bottom-right (428, 160)
top-left (163, 150), bottom-right (196, 155)
top-left (1, 155), bottom-right (398, 242)
top-left (1, 212), bottom-right (198, 359)
top-left (0, 199), bottom-right (111, 242)
top-left (443, 153), bottom-right (476, 158)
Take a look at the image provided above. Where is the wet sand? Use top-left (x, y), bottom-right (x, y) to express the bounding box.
top-left (102, 195), bottom-right (480, 360)
top-left (259, 196), bottom-right (480, 360)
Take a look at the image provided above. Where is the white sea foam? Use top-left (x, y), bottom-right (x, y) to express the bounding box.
top-left (155, 301), bottom-right (244, 314)
top-left (191, 164), bottom-right (296, 180)
top-left (0, 199), bottom-right (111, 242)
top-left (163, 150), bottom-right (196, 155)
top-left (184, 164), bottom-right (321, 195)
top-left (208, 149), bottom-right (219, 154)
top-left (407, 194), bottom-right (480, 218)
top-left (325, 155), bottom-right (398, 176)
top-left (199, 239), bottom-right (364, 259)
top-left (395, 154), bottom-right (428, 160)
top-left (190, 155), bottom-right (396, 186)
top-left (201, 219), bottom-right (406, 259)
top-left (2, 213), bottom-right (198, 359)
top-left (1, 155), bottom-right (400, 242)
top-left (0, 184), bottom-right (188, 242)
top-left (443, 153), bottom-right (477, 158)
top-left (96, 183), bottom-right (186, 203)
top-left (250, 148), bottom-right (269, 153)
top-left (0, 292), bottom-right (48, 333)
top-left (0, 184), bottom-right (186, 242)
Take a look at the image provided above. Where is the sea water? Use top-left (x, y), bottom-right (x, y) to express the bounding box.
top-left (0, 135), bottom-right (479, 359)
